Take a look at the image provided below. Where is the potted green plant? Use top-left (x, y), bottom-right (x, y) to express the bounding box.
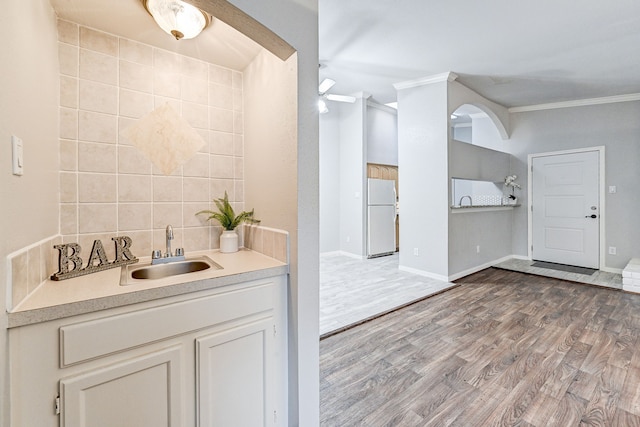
top-left (196, 192), bottom-right (260, 253)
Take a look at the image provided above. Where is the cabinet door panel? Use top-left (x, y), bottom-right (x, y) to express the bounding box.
top-left (197, 318), bottom-right (273, 427)
top-left (60, 346), bottom-right (182, 427)
top-left (60, 281), bottom-right (275, 366)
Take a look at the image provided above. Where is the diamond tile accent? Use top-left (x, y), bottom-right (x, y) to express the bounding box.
top-left (122, 103), bottom-right (205, 175)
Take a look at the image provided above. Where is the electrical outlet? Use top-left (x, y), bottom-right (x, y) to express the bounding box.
top-left (413, 248), bottom-right (419, 256)
top-left (346, 236), bottom-right (350, 243)
top-left (609, 246), bottom-right (617, 255)
top-left (476, 245), bottom-right (480, 253)
top-left (608, 186), bottom-right (617, 194)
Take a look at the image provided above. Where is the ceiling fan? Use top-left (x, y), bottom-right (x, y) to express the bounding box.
top-left (318, 78), bottom-right (356, 113)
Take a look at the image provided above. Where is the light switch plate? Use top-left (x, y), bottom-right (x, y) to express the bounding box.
top-left (12, 135), bottom-right (23, 176)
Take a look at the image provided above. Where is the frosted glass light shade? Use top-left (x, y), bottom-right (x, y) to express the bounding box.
top-left (144, 0), bottom-right (210, 40)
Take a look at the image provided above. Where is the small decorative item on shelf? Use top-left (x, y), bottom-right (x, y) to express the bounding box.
top-left (504, 174), bottom-right (521, 205)
top-left (196, 192), bottom-right (260, 253)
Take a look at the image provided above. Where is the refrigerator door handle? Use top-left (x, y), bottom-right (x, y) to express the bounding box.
top-left (393, 186), bottom-right (398, 222)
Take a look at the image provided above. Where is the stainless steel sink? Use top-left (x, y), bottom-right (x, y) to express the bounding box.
top-left (120, 256), bottom-right (222, 285)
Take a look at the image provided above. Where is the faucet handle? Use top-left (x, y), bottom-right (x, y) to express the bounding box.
top-left (175, 248), bottom-right (184, 256)
top-left (151, 249), bottom-right (162, 259)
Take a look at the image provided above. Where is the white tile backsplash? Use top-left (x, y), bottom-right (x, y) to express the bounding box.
top-left (57, 20), bottom-right (245, 257)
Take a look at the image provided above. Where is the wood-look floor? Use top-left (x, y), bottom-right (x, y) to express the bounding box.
top-left (320, 268), bottom-right (640, 426)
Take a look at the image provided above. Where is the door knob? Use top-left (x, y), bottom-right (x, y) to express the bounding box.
top-left (585, 214), bottom-right (598, 218)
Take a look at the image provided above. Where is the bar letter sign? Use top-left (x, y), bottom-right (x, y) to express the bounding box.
top-left (51, 236), bottom-right (139, 281)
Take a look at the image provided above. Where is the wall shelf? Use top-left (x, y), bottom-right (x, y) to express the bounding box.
top-left (450, 205), bottom-right (520, 213)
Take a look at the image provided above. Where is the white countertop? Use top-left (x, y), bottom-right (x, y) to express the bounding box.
top-left (450, 204), bottom-right (520, 213)
top-left (8, 249), bottom-right (288, 328)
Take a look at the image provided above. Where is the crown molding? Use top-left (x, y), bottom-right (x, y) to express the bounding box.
top-left (393, 72), bottom-right (458, 91)
top-left (509, 93), bottom-right (640, 113)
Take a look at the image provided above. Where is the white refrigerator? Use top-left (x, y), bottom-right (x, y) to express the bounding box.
top-left (367, 178), bottom-right (397, 258)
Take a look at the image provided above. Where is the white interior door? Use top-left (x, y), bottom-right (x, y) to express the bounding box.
top-left (532, 150), bottom-right (600, 269)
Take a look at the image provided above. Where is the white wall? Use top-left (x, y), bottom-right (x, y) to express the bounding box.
top-left (338, 99), bottom-right (367, 257)
top-left (508, 101), bottom-right (640, 270)
top-left (243, 49), bottom-right (300, 425)
top-left (227, 1), bottom-right (319, 424)
top-left (0, 1), bottom-right (60, 425)
top-left (397, 81), bottom-right (449, 278)
top-left (367, 103), bottom-right (398, 166)
top-left (319, 111), bottom-right (341, 253)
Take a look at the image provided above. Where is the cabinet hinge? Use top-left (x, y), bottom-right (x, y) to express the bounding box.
top-left (273, 324), bottom-right (277, 336)
top-left (55, 395), bottom-right (60, 415)
top-left (274, 410), bottom-right (277, 423)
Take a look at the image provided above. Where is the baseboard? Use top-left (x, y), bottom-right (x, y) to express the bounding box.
top-left (601, 266), bottom-right (623, 274)
top-left (319, 251), bottom-right (341, 257)
top-left (447, 255), bottom-right (515, 281)
top-left (398, 265), bottom-right (450, 282)
top-left (319, 250), bottom-right (366, 259)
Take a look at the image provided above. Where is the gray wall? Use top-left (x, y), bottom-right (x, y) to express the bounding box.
top-left (339, 99), bottom-right (367, 257)
top-left (508, 101), bottom-right (640, 270)
top-left (447, 83), bottom-right (514, 277)
top-left (367, 103), bottom-right (398, 166)
top-left (319, 111), bottom-right (341, 252)
top-left (472, 115), bottom-right (511, 153)
top-left (448, 140), bottom-right (513, 275)
top-left (320, 99), bottom-right (397, 255)
top-left (452, 124), bottom-right (472, 143)
top-left (450, 140), bottom-right (511, 183)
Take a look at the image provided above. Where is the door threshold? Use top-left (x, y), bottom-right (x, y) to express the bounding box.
top-left (530, 260), bottom-right (597, 276)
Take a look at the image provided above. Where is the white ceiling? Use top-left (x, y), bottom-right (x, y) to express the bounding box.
top-left (50, 0), bottom-right (263, 71)
top-left (319, 0), bottom-right (640, 107)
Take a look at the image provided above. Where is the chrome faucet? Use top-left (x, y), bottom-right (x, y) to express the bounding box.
top-left (151, 225), bottom-right (185, 265)
top-left (459, 195), bottom-right (472, 207)
top-left (166, 224), bottom-right (174, 257)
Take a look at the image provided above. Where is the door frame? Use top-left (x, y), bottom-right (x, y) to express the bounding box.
top-left (527, 146), bottom-right (606, 269)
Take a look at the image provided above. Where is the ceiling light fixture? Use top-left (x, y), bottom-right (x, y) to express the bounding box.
top-left (142, 0), bottom-right (211, 40)
top-left (318, 99), bottom-right (329, 114)
top-left (318, 78), bottom-right (336, 94)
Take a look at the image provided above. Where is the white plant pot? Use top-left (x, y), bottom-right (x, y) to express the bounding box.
top-left (220, 229), bottom-right (239, 253)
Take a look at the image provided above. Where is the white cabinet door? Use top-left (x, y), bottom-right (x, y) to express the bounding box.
top-left (60, 346), bottom-right (183, 427)
top-left (196, 317), bottom-right (275, 427)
